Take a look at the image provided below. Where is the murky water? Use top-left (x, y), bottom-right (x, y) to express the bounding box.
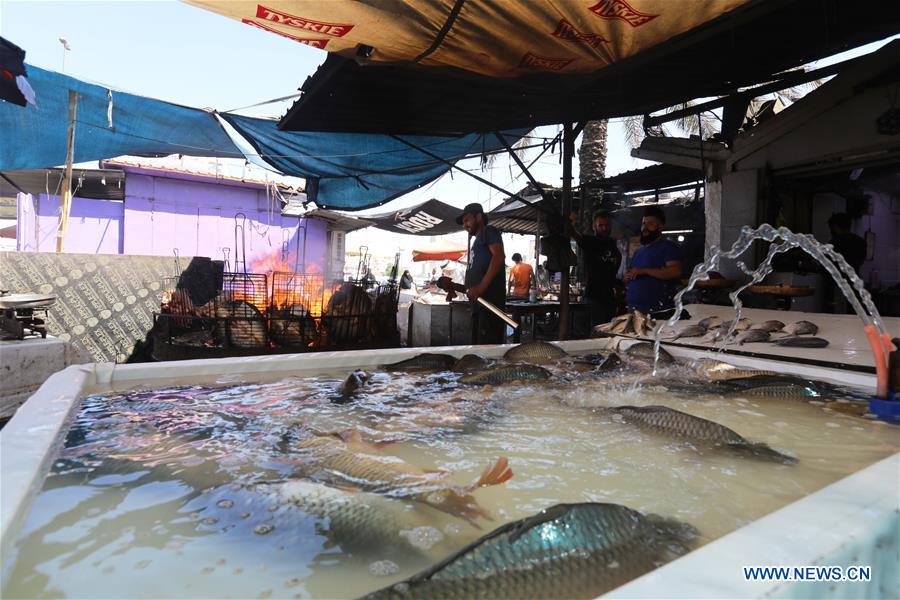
top-left (3, 354), bottom-right (898, 599)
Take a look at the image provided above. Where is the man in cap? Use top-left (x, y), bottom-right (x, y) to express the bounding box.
top-left (457, 202), bottom-right (506, 344)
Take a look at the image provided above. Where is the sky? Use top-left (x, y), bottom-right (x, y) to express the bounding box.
top-left (3, 2), bottom-right (897, 268)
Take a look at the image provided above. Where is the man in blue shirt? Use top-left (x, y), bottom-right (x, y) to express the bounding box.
top-left (624, 206), bottom-right (683, 317)
top-left (457, 202), bottom-right (506, 344)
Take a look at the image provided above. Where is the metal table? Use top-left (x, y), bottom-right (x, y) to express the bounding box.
top-left (506, 300), bottom-right (591, 342)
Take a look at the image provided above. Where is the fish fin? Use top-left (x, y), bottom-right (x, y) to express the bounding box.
top-left (336, 429), bottom-right (364, 444)
top-left (466, 457), bottom-right (513, 492)
top-left (371, 438), bottom-right (405, 448)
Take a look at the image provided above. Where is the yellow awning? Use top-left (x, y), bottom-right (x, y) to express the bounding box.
top-left (183, 0), bottom-right (751, 77)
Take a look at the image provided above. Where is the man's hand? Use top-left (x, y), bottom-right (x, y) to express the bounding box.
top-left (623, 268), bottom-right (641, 283)
top-left (466, 284), bottom-right (485, 300)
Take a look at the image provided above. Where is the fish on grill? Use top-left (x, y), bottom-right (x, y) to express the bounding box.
top-left (459, 364), bottom-right (551, 385)
top-left (215, 300), bottom-right (266, 348)
top-left (503, 341), bottom-right (568, 363)
top-left (294, 430), bottom-right (512, 524)
top-left (754, 320), bottom-right (785, 333)
top-left (718, 318), bottom-right (753, 332)
top-left (385, 353), bottom-right (457, 371)
top-left (363, 502), bottom-right (697, 600)
top-left (606, 405), bottom-right (796, 464)
top-left (697, 316), bottom-right (723, 330)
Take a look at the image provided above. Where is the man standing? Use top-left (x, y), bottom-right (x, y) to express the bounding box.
top-left (457, 202), bottom-right (506, 344)
top-left (570, 209), bottom-right (622, 326)
top-left (826, 212), bottom-right (867, 313)
top-left (507, 253), bottom-right (534, 298)
top-left (624, 206), bottom-right (683, 318)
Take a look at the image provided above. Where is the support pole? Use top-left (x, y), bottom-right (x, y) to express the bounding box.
top-left (559, 122), bottom-right (574, 341)
top-left (56, 90), bottom-right (77, 253)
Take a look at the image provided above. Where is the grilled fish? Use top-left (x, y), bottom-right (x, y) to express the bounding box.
top-left (294, 431), bottom-right (512, 524)
top-left (697, 316), bottom-right (723, 330)
top-left (459, 364), bottom-right (551, 385)
top-left (719, 318), bottom-right (753, 332)
top-left (774, 336), bottom-right (829, 348)
top-left (754, 320), bottom-right (785, 333)
top-left (607, 405), bottom-right (796, 464)
top-left (662, 324), bottom-right (706, 341)
top-left (736, 329), bottom-right (770, 345)
top-left (364, 502), bottom-right (697, 600)
top-left (503, 341), bottom-right (567, 363)
top-left (385, 353), bottom-right (457, 371)
top-left (781, 320), bottom-right (819, 336)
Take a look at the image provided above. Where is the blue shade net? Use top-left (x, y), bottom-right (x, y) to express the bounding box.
top-left (1, 65), bottom-right (528, 210)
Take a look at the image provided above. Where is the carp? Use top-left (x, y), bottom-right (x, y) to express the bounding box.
top-left (459, 364), bottom-right (551, 385)
top-left (503, 341), bottom-right (568, 363)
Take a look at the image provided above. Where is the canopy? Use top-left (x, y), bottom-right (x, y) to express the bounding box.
top-left (185, 0), bottom-right (900, 134)
top-left (0, 65), bottom-right (528, 210)
top-left (0, 36), bottom-right (33, 106)
top-left (183, 0), bottom-right (748, 77)
top-left (364, 198), bottom-right (462, 236)
top-left (411, 240), bottom-right (468, 262)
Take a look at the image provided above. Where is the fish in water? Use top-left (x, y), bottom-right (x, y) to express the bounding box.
top-left (273, 479), bottom-right (466, 555)
top-left (294, 430), bottom-right (512, 524)
top-left (692, 360), bottom-right (781, 381)
top-left (606, 405), bottom-right (796, 464)
top-left (781, 320), bottom-right (819, 336)
top-left (593, 353), bottom-right (623, 373)
top-left (754, 320), bottom-right (785, 333)
top-left (723, 375), bottom-right (823, 398)
top-left (337, 370), bottom-right (369, 399)
top-left (623, 342), bottom-right (675, 365)
top-left (775, 336), bottom-right (829, 348)
top-left (453, 354), bottom-right (489, 372)
top-left (459, 364), bottom-right (551, 385)
top-left (364, 502), bottom-right (697, 600)
top-left (503, 341), bottom-right (567, 363)
top-left (662, 324), bottom-right (706, 341)
top-left (736, 329), bottom-right (770, 345)
top-left (385, 353), bottom-right (457, 371)
top-left (697, 316), bottom-right (723, 330)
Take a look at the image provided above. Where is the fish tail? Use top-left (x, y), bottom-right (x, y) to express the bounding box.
top-left (728, 442), bottom-right (797, 465)
top-left (467, 457), bottom-right (513, 491)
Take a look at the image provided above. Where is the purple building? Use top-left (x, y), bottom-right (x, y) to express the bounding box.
top-left (11, 161), bottom-right (369, 279)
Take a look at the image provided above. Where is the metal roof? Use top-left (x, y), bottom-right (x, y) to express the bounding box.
top-left (0, 168), bottom-right (126, 201)
top-left (298, 208), bottom-right (373, 233)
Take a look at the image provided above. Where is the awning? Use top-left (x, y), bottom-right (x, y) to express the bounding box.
top-left (411, 240), bottom-right (468, 262)
top-left (0, 65), bottom-right (528, 210)
top-left (364, 198), bottom-right (462, 236)
top-left (183, 0), bottom-right (750, 77)
top-left (183, 0), bottom-right (900, 134)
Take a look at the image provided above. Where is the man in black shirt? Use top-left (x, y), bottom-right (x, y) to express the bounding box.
top-left (827, 212), bottom-right (867, 313)
top-left (458, 202), bottom-right (506, 344)
top-left (571, 209), bottom-right (622, 326)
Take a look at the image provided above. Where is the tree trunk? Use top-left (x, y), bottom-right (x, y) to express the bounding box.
top-left (578, 119), bottom-right (608, 223)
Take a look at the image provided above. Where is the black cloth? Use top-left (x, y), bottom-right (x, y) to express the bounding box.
top-left (830, 233), bottom-right (866, 273)
top-left (399, 273), bottom-right (413, 289)
top-left (465, 225), bottom-right (506, 344)
top-left (577, 234), bottom-right (621, 325)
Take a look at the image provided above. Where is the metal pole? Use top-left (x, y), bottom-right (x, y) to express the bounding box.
top-left (559, 122), bottom-right (574, 341)
top-left (56, 90), bottom-right (77, 253)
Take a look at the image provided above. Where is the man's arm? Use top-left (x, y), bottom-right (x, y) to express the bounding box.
top-left (631, 260), bottom-right (682, 280)
top-left (468, 242), bottom-right (505, 300)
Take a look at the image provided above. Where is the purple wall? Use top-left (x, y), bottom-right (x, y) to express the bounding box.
top-left (16, 168), bottom-right (330, 275)
top-left (16, 193), bottom-right (123, 254)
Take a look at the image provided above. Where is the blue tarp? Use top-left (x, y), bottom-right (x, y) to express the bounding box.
top-left (0, 65), bottom-right (527, 210)
top-left (222, 114), bottom-right (527, 210)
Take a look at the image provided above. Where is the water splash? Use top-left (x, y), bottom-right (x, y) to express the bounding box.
top-left (652, 225), bottom-right (892, 381)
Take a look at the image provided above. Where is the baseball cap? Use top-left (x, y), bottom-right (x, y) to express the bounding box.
top-left (455, 202), bottom-right (484, 225)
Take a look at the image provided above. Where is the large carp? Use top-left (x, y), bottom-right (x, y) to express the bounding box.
top-left (459, 364), bottom-right (551, 385)
top-left (385, 353), bottom-right (457, 371)
top-left (503, 341), bottom-right (567, 363)
top-left (363, 502), bottom-right (697, 599)
top-left (271, 479), bottom-right (469, 555)
top-left (606, 405), bottom-right (796, 464)
top-left (294, 431), bottom-right (512, 524)
top-left (622, 342), bottom-right (675, 365)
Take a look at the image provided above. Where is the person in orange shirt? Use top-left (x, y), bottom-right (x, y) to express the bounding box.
top-left (507, 253), bottom-right (534, 298)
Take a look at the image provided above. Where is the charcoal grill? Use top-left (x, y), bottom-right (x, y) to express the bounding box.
top-left (0, 293), bottom-right (57, 340)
